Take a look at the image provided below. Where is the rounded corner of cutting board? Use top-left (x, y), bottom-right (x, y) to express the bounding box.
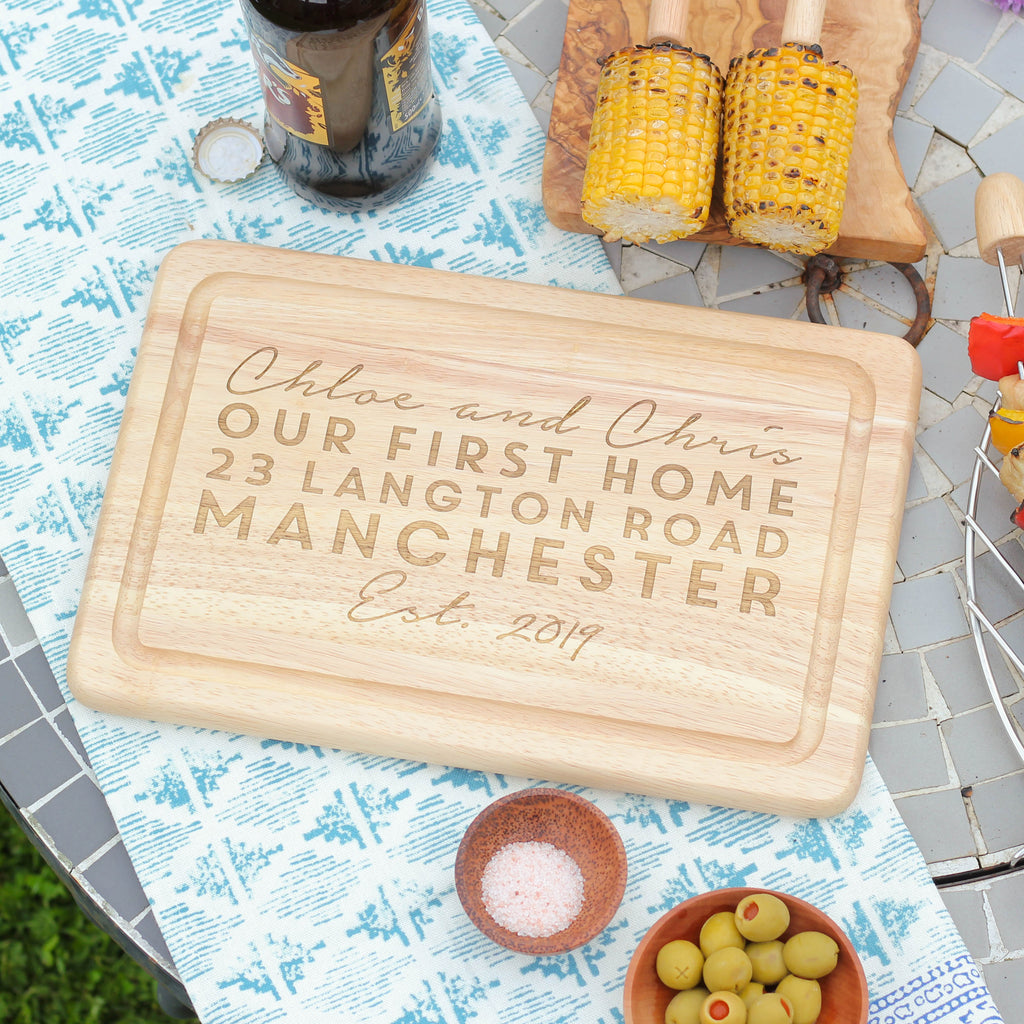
top-left (66, 621), bottom-right (118, 712)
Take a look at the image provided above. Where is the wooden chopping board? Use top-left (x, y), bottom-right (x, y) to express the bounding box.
top-left (68, 240), bottom-right (920, 816)
top-left (543, 0), bottom-right (928, 262)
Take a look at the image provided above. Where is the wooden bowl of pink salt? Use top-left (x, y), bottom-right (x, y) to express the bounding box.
top-left (455, 787), bottom-right (627, 955)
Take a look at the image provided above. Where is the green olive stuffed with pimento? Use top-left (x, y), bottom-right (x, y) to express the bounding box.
top-left (654, 893), bottom-right (839, 1024)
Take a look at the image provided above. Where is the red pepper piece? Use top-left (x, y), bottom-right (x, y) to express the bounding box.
top-left (1013, 498), bottom-right (1024, 531)
top-left (968, 313), bottom-right (1024, 381)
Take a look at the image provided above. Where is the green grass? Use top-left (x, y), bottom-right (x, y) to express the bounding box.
top-left (0, 805), bottom-right (172, 1023)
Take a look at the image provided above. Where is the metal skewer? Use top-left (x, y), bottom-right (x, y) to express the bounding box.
top-left (964, 173), bottom-right (1024, 771)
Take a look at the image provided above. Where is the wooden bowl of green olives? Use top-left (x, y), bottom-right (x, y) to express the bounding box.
top-left (623, 887), bottom-right (868, 1024)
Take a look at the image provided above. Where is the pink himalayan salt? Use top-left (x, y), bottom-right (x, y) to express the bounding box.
top-left (480, 840), bottom-right (585, 938)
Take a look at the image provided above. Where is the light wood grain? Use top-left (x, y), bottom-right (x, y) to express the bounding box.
top-left (975, 172), bottom-right (1024, 268)
top-left (542, 0), bottom-right (928, 261)
top-left (782, 0), bottom-right (825, 47)
top-left (647, 0), bottom-right (691, 44)
top-left (67, 240), bottom-right (920, 816)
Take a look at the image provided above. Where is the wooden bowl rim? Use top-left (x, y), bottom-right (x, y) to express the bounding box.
top-left (455, 787), bottom-right (627, 955)
top-left (623, 887), bottom-right (869, 1024)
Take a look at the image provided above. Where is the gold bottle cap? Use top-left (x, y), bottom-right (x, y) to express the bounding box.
top-left (193, 118), bottom-right (264, 183)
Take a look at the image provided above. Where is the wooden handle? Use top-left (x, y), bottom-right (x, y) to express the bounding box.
top-left (976, 172), bottom-right (1024, 267)
top-left (782, 0), bottom-right (826, 46)
top-left (647, 0), bottom-right (690, 45)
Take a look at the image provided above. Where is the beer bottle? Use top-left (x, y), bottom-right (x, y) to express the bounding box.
top-left (239, 0), bottom-right (442, 208)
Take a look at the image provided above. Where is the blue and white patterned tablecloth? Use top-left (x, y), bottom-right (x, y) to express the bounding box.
top-left (0, 1), bottom-right (1008, 1022)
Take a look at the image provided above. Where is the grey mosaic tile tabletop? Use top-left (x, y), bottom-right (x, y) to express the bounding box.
top-left (3, 0), bottom-right (1024, 1019)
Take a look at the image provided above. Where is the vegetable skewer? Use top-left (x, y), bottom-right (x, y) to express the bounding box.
top-left (971, 173), bottom-right (1024, 515)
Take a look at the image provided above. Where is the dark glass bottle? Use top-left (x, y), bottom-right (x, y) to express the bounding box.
top-left (239, 0), bottom-right (442, 209)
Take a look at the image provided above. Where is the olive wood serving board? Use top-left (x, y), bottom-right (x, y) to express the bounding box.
top-left (542, 0), bottom-right (928, 262)
top-left (68, 240), bottom-right (920, 816)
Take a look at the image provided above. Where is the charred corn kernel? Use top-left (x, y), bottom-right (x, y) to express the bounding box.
top-left (721, 42), bottom-right (858, 255)
top-left (581, 43), bottom-right (723, 244)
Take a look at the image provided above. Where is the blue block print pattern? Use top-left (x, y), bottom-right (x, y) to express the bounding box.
top-left (0, 1), bottom-right (1005, 1023)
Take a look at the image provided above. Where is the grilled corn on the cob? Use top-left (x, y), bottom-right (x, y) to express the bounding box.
top-left (721, 42), bottom-right (858, 255)
top-left (581, 43), bottom-right (723, 245)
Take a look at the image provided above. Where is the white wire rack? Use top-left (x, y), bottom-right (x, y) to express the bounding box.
top-left (963, 228), bottom-right (1024, 766)
top-left (963, 425), bottom-right (1024, 765)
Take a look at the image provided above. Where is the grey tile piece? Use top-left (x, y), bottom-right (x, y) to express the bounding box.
top-left (716, 245), bottom-right (799, 298)
top-left (621, 244), bottom-right (688, 290)
top-left (897, 497), bottom-right (966, 576)
top-left (969, 772), bottom-right (1024, 851)
top-left (952, 460), bottom-right (1017, 542)
top-left (893, 789), bottom-right (977, 861)
top-left (484, 0), bottom-right (531, 20)
top-left (918, 168), bottom-right (985, 252)
top-left (914, 62), bottom-right (1004, 148)
top-left (978, 377), bottom-right (1000, 407)
top-left (0, 660), bottom-right (42, 737)
top-left (889, 570), bottom-right (970, 650)
top-left (978, 20), bottom-right (1024, 102)
top-left (905, 455), bottom-right (929, 503)
top-left (15, 644), bottom-right (64, 713)
top-left (0, 633), bottom-right (7, 660)
top-left (33, 775), bottom-right (117, 866)
top-left (943, 705), bottom-right (1024, 785)
top-left (932, 254), bottom-right (1009, 321)
top-left (719, 286), bottom-right (806, 320)
top-left (927, 634), bottom-right (1018, 715)
top-left (986, 869), bottom-right (1024, 949)
top-left (629, 272), bottom-right (704, 308)
top-left (893, 116), bottom-right (933, 190)
top-left (960, 538), bottom-right (1024, 625)
top-left (602, 240), bottom-right (622, 280)
top-left (874, 652), bottom-right (928, 723)
top-left (983, 956), bottom-right (1024, 1024)
top-left (920, 0), bottom-right (1004, 64)
top-left (831, 291), bottom-right (909, 337)
top-left (504, 56), bottom-right (546, 103)
top-left (992, 614), bottom-right (1024, 670)
top-left (917, 404), bottom-right (988, 488)
top-left (0, 720), bottom-right (82, 808)
top-left (54, 709), bottom-right (90, 763)
top-left (469, 0), bottom-right (505, 38)
top-left (868, 720), bottom-right (949, 793)
top-left (939, 887), bottom-right (991, 959)
top-left (82, 841), bottom-right (151, 923)
top-left (640, 238), bottom-right (706, 271)
top-left (918, 321), bottom-right (975, 404)
top-left (845, 261), bottom-right (924, 321)
top-left (134, 909), bottom-right (174, 964)
top-left (971, 117), bottom-right (1024, 178)
top-left (898, 51), bottom-right (929, 112)
top-left (502, 0), bottom-right (567, 77)
top-left (532, 99), bottom-right (551, 134)
top-left (0, 577), bottom-right (36, 648)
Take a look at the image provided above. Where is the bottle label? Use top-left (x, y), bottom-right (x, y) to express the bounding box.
top-left (380, 2), bottom-right (433, 131)
top-left (249, 34), bottom-right (329, 146)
